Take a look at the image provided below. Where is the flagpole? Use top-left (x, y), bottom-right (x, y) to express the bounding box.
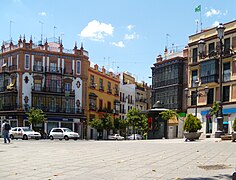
top-left (200, 7), bottom-right (202, 32)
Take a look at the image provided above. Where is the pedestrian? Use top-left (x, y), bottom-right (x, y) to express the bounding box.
top-left (1, 120), bottom-right (11, 144)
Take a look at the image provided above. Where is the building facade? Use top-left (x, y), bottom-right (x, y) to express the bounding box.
top-left (187, 20), bottom-right (236, 135)
top-left (119, 72), bottom-right (136, 121)
top-left (151, 49), bottom-right (188, 138)
top-left (0, 36), bottom-right (89, 137)
top-left (87, 64), bottom-right (120, 139)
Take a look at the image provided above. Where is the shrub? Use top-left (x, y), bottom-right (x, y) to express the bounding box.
top-left (183, 114), bottom-right (202, 132)
top-left (233, 117), bottom-right (236, 131)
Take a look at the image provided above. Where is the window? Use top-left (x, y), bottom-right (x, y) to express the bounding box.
top-left (223, 86), bottom-right (230, 102)
top-left (25, 54), bottom-right (30, 69)
top-left (200, 59), bottom-right (219, 84)
top-left (65, 83), bottom-right (70, 92)
top-left (208, 42), bottom-right (215, 53)
top-left (224, 38), bottom-right (230, 55)
top-left (207, 88), bottom-right (214, 104)
top-left (107, 82), bottom-right (111, 93)
top-left (223, 62), bottom-right (230, 82)
top-left (192, 48), bottom-right (198, 63)
top-left (107, 101), bottom-right (111, 111)
top-left (191, 91), bottom-right (197, 106)
top-left (99, 99), bottom-right (103, 110)
top-left (35, 83), bottom-right (41, 91)
top-left (90, 75), bottom-right (94, 87)
top-left (50, 63), bottom-right (56, 72)
top-left (191, 70), bottom-right (198, 87)
top-left (99, 78), bottom-right (103, 90)
top-left (76, 60), bottom-right (81, 74)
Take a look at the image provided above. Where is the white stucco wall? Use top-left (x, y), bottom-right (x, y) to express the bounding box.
top-left (22, 72), bottom-right (33, 108)
top-left (72, 77), bottom-right (83, 108)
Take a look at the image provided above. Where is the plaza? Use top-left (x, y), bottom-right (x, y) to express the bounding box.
top-left (0, 138), bottom-right (235, 179)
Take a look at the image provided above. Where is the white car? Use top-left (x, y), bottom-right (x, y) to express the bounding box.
top-left (49, 128), bottom-right (79, 140)
top-left (9, 127), bottom-right (41, 140)
top-left (128, 134), bottom-right (143, 140)
top-left (108, 134), bottom-right (124, 140)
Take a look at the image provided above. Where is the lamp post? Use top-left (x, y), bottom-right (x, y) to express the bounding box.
top-left (215, 23), bottom-right (225, 137)
top-left (185, 80), bottom-right (209, 117)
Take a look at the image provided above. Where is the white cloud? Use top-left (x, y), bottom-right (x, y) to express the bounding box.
top-left (223, 10), bottom-right (228, 16)
top-left (38, 12), bottom-right (47, 16)
top-left (212, 21), bottom-right (220, 27)
top-left (79, 20), bottom-right (114, 41)
top-left (127, 24), bottom-right (135, 31)
top-left (124, 32), bottom-right (139, 40)
top-left (205, 9), bottom-right (220, 17)
top-left (111, 41), bottom-right (125, 48)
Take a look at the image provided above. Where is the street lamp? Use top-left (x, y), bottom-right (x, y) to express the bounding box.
top-left (185, 80), bottom-right (209, 117)
top-left (215, 23), bottom-right (225, 137)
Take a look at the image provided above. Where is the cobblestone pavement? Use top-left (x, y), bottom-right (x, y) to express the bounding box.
top-left (0, 138), bottom-right (235, 180)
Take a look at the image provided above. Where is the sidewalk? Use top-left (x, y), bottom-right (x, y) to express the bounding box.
top-left (0, 138), bottom-right (235, 179)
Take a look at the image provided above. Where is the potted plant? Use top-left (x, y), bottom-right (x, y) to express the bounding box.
top-left (183, 114), bottom-right (202, 141)
top-left (232, 117), bottom-right (236, 142)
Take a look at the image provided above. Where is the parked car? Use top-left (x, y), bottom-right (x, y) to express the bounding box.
top-left (9, 127), bottom-right (41, 140)
top-left (49, 128), bottom-right (79, 140)
top-left (128, 134), bottom-right (143, 140)
top-left (108, 134), bottom-right (124, 140)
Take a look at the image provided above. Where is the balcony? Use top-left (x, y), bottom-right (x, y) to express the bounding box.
top-left (200, 74), bottom-right (219, 84)
top-left (0, 104), bottom-right (21, 111)
top-left (45, 66), bottom-right (64, 74)
top-left (89, 104), bottom-right (97, 111)
top-left (99, 86), bottom-right (104, 91)
top-left (33, 106), bottom-right (84, 114)
top-left (107, 89), bottom-right (112, 94)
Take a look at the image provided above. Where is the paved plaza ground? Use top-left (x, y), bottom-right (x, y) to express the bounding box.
top-left (0, 138), bottom-right (235, 180)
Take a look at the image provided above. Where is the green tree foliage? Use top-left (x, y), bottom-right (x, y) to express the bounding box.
top-left (233, 117), bottom-right (236, 131)
top-left (26, 108), bottom-right (46, 129)
top-left (126, 108), bottom-right (148, 135)
top-left (101, 113), bottom-right (114, 134)
top-left (183, 114), bottom-right (202, 132)
top-left (89, 118), bottom-right (103, 131)
top-left (160, 110), bottom-right (178, 121)
top-left (209, 102), bottom-right (219, 117)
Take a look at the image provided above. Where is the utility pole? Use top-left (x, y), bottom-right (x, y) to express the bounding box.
top-left (39, 21), bottom-right (44, 43)
top-left (9, 20), bottom-right (13, 40)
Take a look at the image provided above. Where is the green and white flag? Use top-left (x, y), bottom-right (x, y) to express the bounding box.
top-left (195, 5), bottom-right (201, 12)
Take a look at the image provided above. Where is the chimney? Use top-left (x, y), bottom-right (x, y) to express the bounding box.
top-left (156, 55), bottom-right (162, 63)
top-left (183, 46), bottom-right (189, 58)
top-left (164, 46), bottom-right (168, 59)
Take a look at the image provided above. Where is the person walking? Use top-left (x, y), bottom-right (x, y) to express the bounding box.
top-left (1, 120), bottom-right (11, 143)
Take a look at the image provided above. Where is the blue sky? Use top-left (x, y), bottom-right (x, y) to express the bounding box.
top-left (0, 0), bottom-right (235, 84)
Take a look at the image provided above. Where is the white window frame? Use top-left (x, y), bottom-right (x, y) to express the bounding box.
top-left (25, 54), bottom-right (30, 69)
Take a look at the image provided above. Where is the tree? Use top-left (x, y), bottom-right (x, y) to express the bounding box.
top-left (89, 118), bottom-right (103, 132)
top-left (160, 110), bottom-right (178, 121)
top-left (114, 117), bottom-right (129, 137)
top-left (101, 113), bottom-right (114, 135)
top-left (209, 102), bottom-right (219, 117)
top-left (26, 108), bottom-right (46, 129)
top-left (126, 108), bottom-right (148, 137)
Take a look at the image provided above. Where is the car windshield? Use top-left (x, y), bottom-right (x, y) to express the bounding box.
top-left (22, 127), bottom-right (32, 131)
top-left (63, 128), bottom-right (72, 132)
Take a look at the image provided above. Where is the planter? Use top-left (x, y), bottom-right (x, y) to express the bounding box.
top-left (184, 132), bottom-right (202, 141)
top-left (232, 132), bottom-right (236, 142)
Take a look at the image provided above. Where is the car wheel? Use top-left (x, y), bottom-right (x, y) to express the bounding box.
top-left (49, 136), bottom-right (54, 140)
top-left (10, 134), bottom-right (14, 139)
top-left (23, 135), bottom-right (28, 140)
top-left (64, 136), bottom-right (69, 141)
top-left (74, 138), bottom-right (78, 141)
